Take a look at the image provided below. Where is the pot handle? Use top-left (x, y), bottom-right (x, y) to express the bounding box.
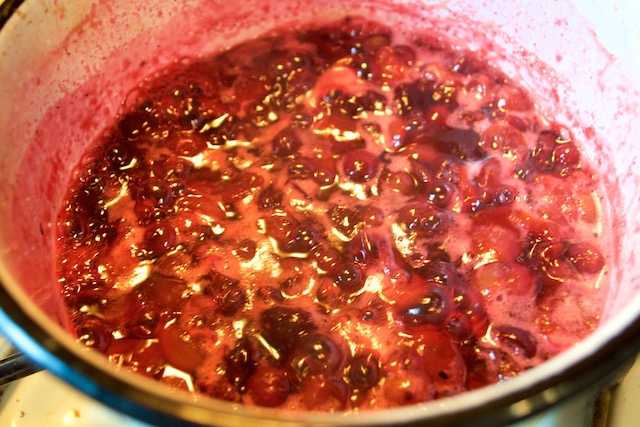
top-left (0, 351), bottom-right (42, 387)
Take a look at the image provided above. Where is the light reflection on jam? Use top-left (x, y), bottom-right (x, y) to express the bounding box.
top-left (57, 16), bottom-right (608, 410)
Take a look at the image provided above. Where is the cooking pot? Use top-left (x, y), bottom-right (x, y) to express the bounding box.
top-left (0, 0), bottom-right (639, 426)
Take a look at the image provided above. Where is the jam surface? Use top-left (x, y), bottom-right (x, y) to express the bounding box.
top-left (57, 17), bottom-right (609, 410)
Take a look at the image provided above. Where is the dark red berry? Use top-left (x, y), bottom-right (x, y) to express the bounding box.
top-left (345, 351), bottom-right (380, 390)
top-left (400, 285), bottom-right (452, 327)
top-left (201, 271), bottom-right (246, 316)
top-left (105, 142), bottom-right (138, 170)
top-left (236, 239), bottom-right (257, 260)
top-left (288, 333), bottom-right (344, 383)
top-left (225, 338), bottom-right (255, 389)
top-left (342, 149), bottom-right (380, 182)
top-left (565, 242), bottom-right (605, 274)
top-left (434, 128), bottom-right (485, 161)
top-left (494, 325), bottom-right (537, 358)
top-left (397, 203), bottom-right (449, 236)
top-left (76, 317), bottom-right (112, 352)
top-left (259, 306), bottom-right (317, 352)
top-left (137, 178), bottom-right (174, 209)
top-left (272, 127), bottom-right (301, 157)
top-left (141, 222), bottom-right (176, 259)
top-left (333, 263), bottom-right (364, 293)
top-left (246, 365), bottom-right (291, 407)
top-left (425, 179), bottom-right (455, 208)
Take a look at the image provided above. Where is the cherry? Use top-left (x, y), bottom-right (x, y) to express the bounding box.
top-left (397, 203), bottom-right (449, 236)
top-left (156, 318), bottom-right (203, 374)
top-left (313, 158), bottom-right (338, 186)
top-left (311, 245), bottom-right (342, 274)
top-left (394, 79), bottom-right (436, 116)
top-left (333, 263), bottom-right (365, 293)
top-left (178, 295), bottom-right (220, 333)
top-left (138, 273), bottom-right (189, 309)
top-left (482, 121), bottom-right (528, 160)
top-left (383, 370), bottom-right (434, 405)
top-left (135, 178), bottom-right (174, 220)
top-left (301, 375), bottom-right (349, 410)
top-left (552, 143), bottom-right (580, 175)
top-left (344, 230), bottom-right (380, 266)
top-left (530, 131), bottom-right (558, 172)
top-left (400, 285), bottom-right (452, 327)
top-left (141, 222), bottom-right (176, 259)
top-left (472, 262), bottom-right (539, 301)
top-left (493, 325), bottom-right (537, 358)
top-left (200, 271), bottom-right (246, 316)
top-left (225, 338), bottom-right (255, 389)
top-left (288, 333), bottom-right (344, 383)
top-left (115, 293), bottom-right (163, 339)
top-left (523, 238), bottom-right (566, 272)
top-left (434, 128), bottom-right (485, 161)
top-left (445, 314), bottom-right (474, 342)
top-left (409, 159), bottom-right (435, 188)
top-left (236, 239), bottom-right (257, 261)
top-left (246, 365), bottom-right (291, 407)
top-left (565, 242), bottom-right (605, 274)
top-left (342, 149), bottom-right (380, 182)
top-left (76, 317), bottom-right (113, 352)
top-left (383, 170), bottom-right (416, 195)
top-left (495, 84), bottom-right (531, 112)
top-left (128, 341), bottom-right (165, 377)
top-left (470, 220), bottom-right (521, 263)
top-left (105, 142), bottom-right (138, 171)
top-left (344, 351), bottom-right (380, 390)
top-left (265, 213), bottom-right (320, 255)
top-left (257, 185), bottom-right (283, 210)
top-left (259, 306), bottom-right (317, 352)
top-left (360, 205), bottom-right (384, 226)
top-left (61, 215), bottom-right (89, 243)
top-left (424, 178), bottom-right (455, 208)
top-left (118, 111), bottom-right (156, 140)
top-left (417, 261), bottom-right (461, 288)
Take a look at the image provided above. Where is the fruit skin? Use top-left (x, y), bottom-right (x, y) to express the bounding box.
top-left (246, 365), bottom-right (292, 407)
top-left (287, 333), bottom-right (345, 384)
top-left (565, 242), bottom-right (605, 274)
top-left (259, 306), bottom-right (317, 353)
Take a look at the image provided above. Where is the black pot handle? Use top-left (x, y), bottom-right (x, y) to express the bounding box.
top-left (0, 351), bottom-right (42, 386)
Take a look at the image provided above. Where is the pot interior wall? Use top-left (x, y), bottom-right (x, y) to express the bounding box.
top-left (0, 0), bottom-right (638, 411)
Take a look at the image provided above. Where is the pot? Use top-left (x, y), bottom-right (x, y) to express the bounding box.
top-left (0, 0), bottom-right (639, 426)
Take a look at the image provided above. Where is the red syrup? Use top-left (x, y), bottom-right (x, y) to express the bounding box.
top-left (56, 16), bottom-right (609, 410)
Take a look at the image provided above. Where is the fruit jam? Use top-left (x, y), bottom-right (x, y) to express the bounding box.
top-left (56, 16), bottom-right (609, 410)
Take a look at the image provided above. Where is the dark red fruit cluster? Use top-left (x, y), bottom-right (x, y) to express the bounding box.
top-left (57, 16), bottom-right (609, 411)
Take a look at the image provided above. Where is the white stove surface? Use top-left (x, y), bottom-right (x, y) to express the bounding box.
top-left (0, 336), bottom-right (635, 427)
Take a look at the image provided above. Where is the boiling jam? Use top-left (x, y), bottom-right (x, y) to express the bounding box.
top-left (56, 16), bottom-right (609, 410)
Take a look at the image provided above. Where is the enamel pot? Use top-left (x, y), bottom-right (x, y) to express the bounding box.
top-left (0, 0), bottom-right (639, 426)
